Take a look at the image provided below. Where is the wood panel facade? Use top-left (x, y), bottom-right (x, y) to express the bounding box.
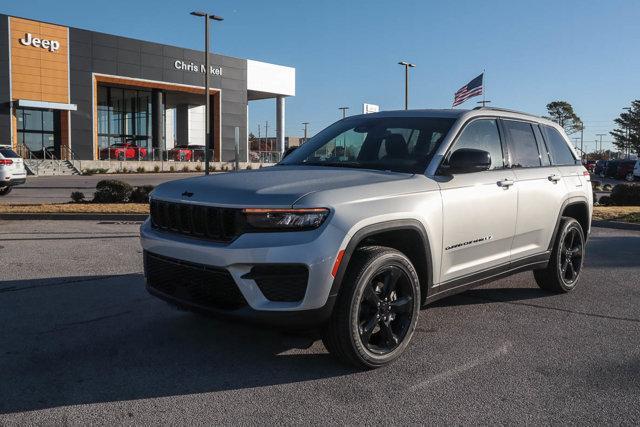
top-left (9, 17), bottom-right (69, 104)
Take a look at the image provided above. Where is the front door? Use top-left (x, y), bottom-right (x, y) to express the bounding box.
top-left (16, 108), bottom-right (60, 159)
top-left (437, 118), bottom-right (518, 285)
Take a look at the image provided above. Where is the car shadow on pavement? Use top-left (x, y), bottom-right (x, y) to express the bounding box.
top-left (431, 287), bottom-right (553, 308)
top-left (0, 274), bottom-right (355, 415)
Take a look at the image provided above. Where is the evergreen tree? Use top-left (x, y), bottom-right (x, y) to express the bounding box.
top-left (545, 101), bottom-right (583, 135)
top-left (610, 100), bottom-right (640, 156)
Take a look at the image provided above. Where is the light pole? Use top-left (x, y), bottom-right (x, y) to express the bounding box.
top-left (596, 133), bottom-right (606, 154)
top-left (398, 61), bottom-right (416, 110)
top-left (339, 107), bottom-right (349, 119)
top-left (302, 122), bottom-right (309, 142)
top-left (191, 11), bottom-right (223, 175)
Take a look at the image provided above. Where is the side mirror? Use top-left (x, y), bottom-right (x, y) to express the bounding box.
top-left (282, 146), bottom-right (298, 159)
top-left (448, 148), bottom-right (491, 173)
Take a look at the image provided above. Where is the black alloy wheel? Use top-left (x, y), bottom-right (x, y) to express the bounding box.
top-left (558, 226), bottom-right (583, 285)
top-left (322, 246), bottom-right (421, 369)
top-left (534, 217), bottom-right (585, 293)
top-left (358, 265), bottom-right (415, 354)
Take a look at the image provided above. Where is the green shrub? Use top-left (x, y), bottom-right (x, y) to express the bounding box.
top-left (70, 191), bottom-right (85, 203)
top-left (591, 180), bottom-right (601, 188)
top-left (169, 166), bottom-right (175, 172)
top-left (246, 164), bottom-right (253, 170)
top-left (136, 166), bottom-right (146, 173)
top-left (603, 183), bottom-right (612, 191)
top-left (182, 165), bottom-right (190, 172)
top-left (93, 180), bottom-right (133, 203)
top-left (610, 184), bottom-right (640, 206)
top-left (121, 167), bottom-right (130, 174)
top-left (593, 192), bottom-right (597, 205)
top-left (154, 165), bottom-right (160, 173)
top-left (195, 164), bottom-right (202, 172)
top-left (129, 185), bottom-right (155, 203)
top-left (82, 168), bottom-right (109, 176)
top-left (598, 195), bottom-right (612, 206)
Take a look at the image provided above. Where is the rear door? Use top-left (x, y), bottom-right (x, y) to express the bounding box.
top-left (502, 120), bottom-right (566, 260)
top-left (438, 118), bottom-right (518, 284)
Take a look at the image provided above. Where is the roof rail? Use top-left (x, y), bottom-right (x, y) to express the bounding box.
top-left (472, 106), bottom-right (543, 119)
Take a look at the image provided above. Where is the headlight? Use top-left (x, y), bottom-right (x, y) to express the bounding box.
top-left (243, 208), bottom-right (329, 231)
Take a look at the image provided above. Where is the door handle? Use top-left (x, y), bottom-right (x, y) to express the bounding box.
top-left (548, 174), bottom-right (561, 183)
top-left (497, 179), bottom-right (514, 188)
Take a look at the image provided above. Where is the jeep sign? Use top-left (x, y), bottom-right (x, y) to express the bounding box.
top-left (19, 33), bottom-right (60, 52)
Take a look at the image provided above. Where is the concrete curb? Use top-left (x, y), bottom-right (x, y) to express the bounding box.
top-left (592, 220), bottom-right (640, 232)
top-left (0, 213), bottom-right (148, 221)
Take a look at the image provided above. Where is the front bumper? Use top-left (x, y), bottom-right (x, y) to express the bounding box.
top-left (139, 218), bottom-right (346, 327)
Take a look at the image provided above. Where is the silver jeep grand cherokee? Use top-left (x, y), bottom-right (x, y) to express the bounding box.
top-left (140, 107), bottom-right (592, 368)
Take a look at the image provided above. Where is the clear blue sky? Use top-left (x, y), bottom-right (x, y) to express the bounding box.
top-left (4, 0), bottom-right (639, 151)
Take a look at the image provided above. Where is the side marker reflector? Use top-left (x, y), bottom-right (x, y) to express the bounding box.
top-left (331, 250), bottom-right (345, 277)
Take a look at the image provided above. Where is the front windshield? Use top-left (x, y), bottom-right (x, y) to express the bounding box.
top-left (280, 116), bottom-right (456, 173)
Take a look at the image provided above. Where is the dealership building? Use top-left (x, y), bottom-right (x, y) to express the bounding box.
top-left (0, 14), bottom-right (295, 165)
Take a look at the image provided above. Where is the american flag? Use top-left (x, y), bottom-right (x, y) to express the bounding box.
top-left (452, 73), bottom-right (484, 107)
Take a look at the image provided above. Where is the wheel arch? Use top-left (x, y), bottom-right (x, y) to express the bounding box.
top-left (330, 219), bottom-right (434, 305)
top-left (548, 197), bottom-right (590, 251)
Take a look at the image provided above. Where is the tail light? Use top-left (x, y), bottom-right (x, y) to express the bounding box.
top-left (0, 159), bottom-right (13, 165)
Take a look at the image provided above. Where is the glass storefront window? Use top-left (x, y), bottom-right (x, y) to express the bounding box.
top-left (97, 85), bottom-right (153, 160)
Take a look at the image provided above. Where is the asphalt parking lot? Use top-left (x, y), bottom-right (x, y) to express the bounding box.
top-left (1, 220), bottom-right (639, 424)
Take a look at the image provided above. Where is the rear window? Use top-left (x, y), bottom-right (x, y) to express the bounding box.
top-left (541, 126), bottom-right (577, 166)
top-left (0, 149), bottom-right (19, 158)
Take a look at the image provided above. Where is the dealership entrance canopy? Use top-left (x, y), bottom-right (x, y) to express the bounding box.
top-left (0, 15), bottom-right (295, 163)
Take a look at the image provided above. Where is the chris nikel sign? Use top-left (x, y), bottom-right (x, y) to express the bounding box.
top-left (19, 33), bottom-right (61, 52)
top-left (174, 60), bottom-right (222, 75)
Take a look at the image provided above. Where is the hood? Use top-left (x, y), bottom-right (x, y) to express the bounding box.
top-left (151, 166), bottom-right (413, 207)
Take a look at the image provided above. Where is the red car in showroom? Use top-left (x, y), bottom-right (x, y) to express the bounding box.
top-left (168, 144), bottom-right (206, 162)
top-left (100, 141), bottom-right (148, 160)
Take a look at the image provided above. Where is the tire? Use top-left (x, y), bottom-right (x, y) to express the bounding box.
top-left (0, 186), bottom-right (12, 196)
top-left (322, 246), bottom-right (421, 369)
top-left (534, 217), bottom-right (585, 293)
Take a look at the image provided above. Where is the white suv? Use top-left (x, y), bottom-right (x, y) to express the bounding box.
top-left (140, 107), bottom-right (592, 368)
top-left (0, 147), bottom-right (27, 196)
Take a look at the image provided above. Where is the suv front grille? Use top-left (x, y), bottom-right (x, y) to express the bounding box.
top-left (150, 199), bottom-right (242, 243)
top-left (144, 251), bottom-right (247, 310)
top-left (243, 265), bottom-right (309, 302)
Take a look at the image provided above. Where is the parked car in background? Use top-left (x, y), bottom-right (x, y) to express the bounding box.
top-left (168, 144), bottom-right (206, 162)
top-left (99, 140), bottom-right (148, 161)
top-left (632, 160), bottom-right (640, 181)
top-left (0, 147), bottom-right (27, 196)
top-left (616, 160), bottom-right (637, 181)
top-left (168, 145), bottom-right (193, 162)
top-left (594, 159), bottom-right (606, 176)
top-left (603, 160), bottom-right (619, 178)
top-left (583, 160), bottom-right (596, 173)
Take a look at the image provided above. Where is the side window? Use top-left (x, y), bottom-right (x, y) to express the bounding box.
top-left (503, 120), bottom-right (541, 168)
top-left (542, 126), bottom-right (577, 166)
top-left (533, 125), bottom-right (551, 166)
top-left (450, 119), bottom-right (504, 169)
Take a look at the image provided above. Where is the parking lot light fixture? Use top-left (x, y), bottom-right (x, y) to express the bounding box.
top-left (398, 61), bottom-right (416, 110)
top-left (191, 11), bottom-right (224, 175)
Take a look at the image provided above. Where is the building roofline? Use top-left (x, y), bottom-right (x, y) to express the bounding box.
top-left (2, 12), bottom-right (293, 68)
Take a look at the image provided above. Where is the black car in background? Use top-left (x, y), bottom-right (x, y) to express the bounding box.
top-left (603, 160), bottom-right (619, 178)
top-left (594, 160), bottom-right (606, 175)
